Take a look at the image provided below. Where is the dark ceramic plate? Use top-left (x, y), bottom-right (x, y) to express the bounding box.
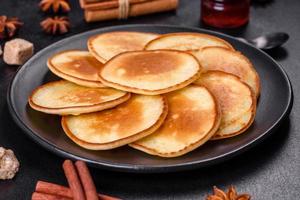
top-left (7, 25), bottom-right (293, 173)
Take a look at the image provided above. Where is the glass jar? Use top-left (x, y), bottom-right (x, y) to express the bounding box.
top-left (201, 0), bottom-right (250, 28)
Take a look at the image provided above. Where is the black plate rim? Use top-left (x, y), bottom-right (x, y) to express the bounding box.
top-left (7, 24), bottom-right (293, 173)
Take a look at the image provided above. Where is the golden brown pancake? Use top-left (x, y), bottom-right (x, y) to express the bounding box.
top-left (145, 32), bottom-right (234, 51)
top-left (190, 47), bottom-right (260, 97)
top-left (88, 31), bottom-right (159, 62)
top-left (130, 85), bottom-right (221, 157)
top-left (99, 50), bottom-right (202, 95)
top-left (61, 94), bottom-right (168, 150)
top-left (47, 50), bottom-right (105, 88)
top-left (194, 71), bottom-right (256, 139)
top-left (29, 80), bottom-right (130, 115)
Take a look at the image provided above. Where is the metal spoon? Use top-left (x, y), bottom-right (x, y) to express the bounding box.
top-left (237, 32), bottom-right (289, 50)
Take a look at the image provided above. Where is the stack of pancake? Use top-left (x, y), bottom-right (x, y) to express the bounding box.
top-left (29, 31), bottom-right (260, 157)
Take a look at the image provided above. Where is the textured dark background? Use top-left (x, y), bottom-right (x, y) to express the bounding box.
top-left (0, 0), bottom-right (299, 199)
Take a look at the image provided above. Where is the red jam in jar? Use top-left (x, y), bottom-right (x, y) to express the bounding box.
top-left (201, 0), bottom-right (250, 28)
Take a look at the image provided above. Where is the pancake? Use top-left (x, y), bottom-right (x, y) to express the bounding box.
top-left (88, 31), bottom-right (159, 62)
top-left (145, 32), bottom-right (234, 51)
top-left (47, 50), bottom-right (105, 88)
top-left (29, 80), bottom-right (130, 115)
top-left (190, 47), bottom-right (260, 97)
top-left (130, 85), bottom-right (221, 157)
top-left (194, 71), bottom-right (256, 140)
top-left (99, 50), bottom-right (202, 95)
top-left (61, 94), bottom-right (168, 150)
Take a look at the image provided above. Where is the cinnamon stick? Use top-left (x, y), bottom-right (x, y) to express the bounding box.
top-left (36, 181), bottom-right (121, 200)
top-left (84, 0), bottom-right (178, 22)
top-left (32, 192), bottom-right (72, 200)
top-left (75, 161), bottom-right (99, 200)
top-left (80, 0), bottom-right (150, 10)
top-left (36, 181), bottom-right (73, 198)
top-left (62, 160), bottom-right (86, 200)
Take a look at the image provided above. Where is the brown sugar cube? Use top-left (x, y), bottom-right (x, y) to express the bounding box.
top-left (3, 38), bottom-right (34, 65)
top-left (0, 147), bottom-right (19, 180)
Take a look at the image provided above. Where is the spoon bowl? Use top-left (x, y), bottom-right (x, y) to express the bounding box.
top-left (238, 32), bottom-right (289, 50)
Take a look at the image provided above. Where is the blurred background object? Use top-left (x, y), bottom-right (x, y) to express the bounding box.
top-left (79, 0), bottom-right (178, 22)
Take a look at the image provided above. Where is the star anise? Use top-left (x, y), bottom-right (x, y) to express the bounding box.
top-left (0, 16), bottom-right (23, 39)
top-left (206, 186), bottom-right (251, 200)
top-left (39, 0), bottom-right (71, 13)
top-left (40, 16), bottom-right (70, 35)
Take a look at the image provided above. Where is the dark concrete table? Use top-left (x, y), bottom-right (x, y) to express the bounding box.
top-left (0, 0), bottom-right (299, 199)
